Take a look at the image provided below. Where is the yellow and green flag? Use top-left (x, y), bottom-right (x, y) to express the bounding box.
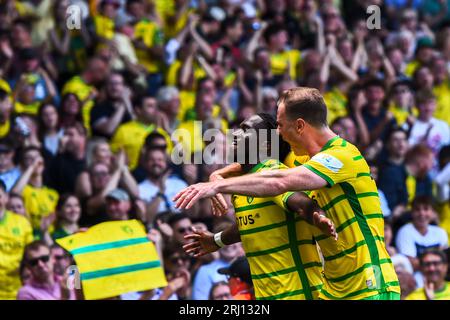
top-left (56, 219), bottom-right (167, 300)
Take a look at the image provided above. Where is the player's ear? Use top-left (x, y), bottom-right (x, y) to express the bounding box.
top-left (295, 118), bottom-right (306, 134)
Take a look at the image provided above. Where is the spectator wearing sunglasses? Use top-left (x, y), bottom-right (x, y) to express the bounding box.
top-left (406, 249), bottom-right (450, 300)
top-left (50, 245), bottom-right (72, 278)
top-left (17, 240), bottom-right (75, 300)
top-left (167, 213), bottom-right (194, 247)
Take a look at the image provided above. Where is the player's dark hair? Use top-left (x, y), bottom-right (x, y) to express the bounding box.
top-left (256, 113), bottom-right (291, 161)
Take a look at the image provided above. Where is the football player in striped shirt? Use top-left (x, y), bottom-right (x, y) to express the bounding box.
top-left (175, 87), bottom-right (400, 300)
top-left (183, 113), bottom-right (337, 300)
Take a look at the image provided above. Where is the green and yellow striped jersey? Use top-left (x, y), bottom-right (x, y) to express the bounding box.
top-left (232, 159), bottom-right (323, 300)
top-left (301, 136), bottom-right (400, 300)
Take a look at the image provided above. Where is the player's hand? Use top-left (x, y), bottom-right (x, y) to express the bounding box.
top-left (211, 195), bottom-right (228, 216)
top-left (183, 229), bottom-right (219, 258)
top-left (173, 182), bottom-right (222, 209)
top-left (313, 212), bottom-right (338, 241)
top-left (209, 175), bottom-right (228, 216)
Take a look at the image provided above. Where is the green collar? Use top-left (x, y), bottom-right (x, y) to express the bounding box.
top-left (0, 210), bottom-right (9, 226)
top-left (249, 159), bottom-right (278, 173)
top-left (320, 135), bottom-right (340, 152)
top-left (435, 282), bottom-right (448, 294)
top-left (249, 162), bottom-right (267, 173)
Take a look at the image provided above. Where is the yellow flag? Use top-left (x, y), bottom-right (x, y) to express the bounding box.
top-left (56, 220), bottom-right (167, 300)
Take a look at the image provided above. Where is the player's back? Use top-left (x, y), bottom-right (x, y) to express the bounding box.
top-left (300, 136), bottom-right (400, 299)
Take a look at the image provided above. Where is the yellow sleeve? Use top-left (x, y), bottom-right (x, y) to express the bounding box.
top-left (272, 191), bottom-right (295, 212)
top-left (257, 160), bottom-right (295, 210)
top-left (22, 185), bottom-right (32, 200)
top-left (166, 60), bottom-right (181, 86)
top-left (110, 126), bottom-right (125, 153)
top-left (288, 49), bottom-right (301, 80)
top-left (303, 149), bottom-right (353, 186)
top-left (22, 217), bottom-right (33, 245)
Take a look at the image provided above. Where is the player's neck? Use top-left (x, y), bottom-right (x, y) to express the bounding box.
top-left (303, 127), bottom-right (337, 157)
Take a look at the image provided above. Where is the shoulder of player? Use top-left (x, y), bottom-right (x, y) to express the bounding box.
top-left (253, 159), bottom-right (286, 173)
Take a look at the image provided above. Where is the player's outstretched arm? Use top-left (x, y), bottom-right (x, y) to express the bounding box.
top-left (183, 224), bottom-right (241, 258)
top-left (209, 163), bottom-right (244, 216)
top-left (286, 192), bottom-right (338, 240)
top-left (174, 165), bottom-right (328, 210)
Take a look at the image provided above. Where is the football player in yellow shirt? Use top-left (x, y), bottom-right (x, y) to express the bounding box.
top-left (0, 179), bottom-right (33, 299)
top-left (183, 113), bottom-right (336, 300)
top-left (175, 87), bottom-right (400, 300)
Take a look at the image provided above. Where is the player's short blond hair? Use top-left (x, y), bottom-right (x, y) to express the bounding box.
top-left (277, 87), bottom-right (328, 127)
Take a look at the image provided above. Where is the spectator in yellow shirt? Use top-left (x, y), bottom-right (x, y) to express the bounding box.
top-left (110, 95), bottom-right (172, 170)
top-left (92, 0), bottom-right (120, 42)
top-left (127, 0), bottom-right (165, 96)
top-left (431, 55), bottom-right (450, 125)
top-left (406, 250), bottom-right (450, 300)
top-left (0, 179), bottom-right (33, 300)
top-left (62, 56), bottom-right (110, 134)
top-left (11, 147), bottom-right (59, 238)
top-left (388, 80), bottom-right (417, 131)
top-left (264, 23), bottom-right (301, 82)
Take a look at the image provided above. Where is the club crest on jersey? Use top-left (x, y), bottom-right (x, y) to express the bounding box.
top-left (247, 197), bottom-right (254, 204)
top-left (311, 153), bottom-right (343, 173)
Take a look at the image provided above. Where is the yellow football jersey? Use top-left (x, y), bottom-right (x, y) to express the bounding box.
top-left (93, 14), bottom-right (115, 40)
top-left (323, 87), bottom-right (348, 125)
top-left (232, 159), bottom-right (323, 300)
top-left (110, 121), bottom-right (172, 170)
top-left (270, 50), bottom-right (301, 80)
top-left (134, 19), bottom-right (164, 74)
top-left (388, 102), bottom-right (418, 127)
top-left (406, 283), bottom-right (450, 300)
top-left (62, 76), bottom-right (95, 135)
top-left (0, 210), bottom-right (33, 299)
top-left (302, 136), bottom-right (400, 300)
top-left (22, 185), bottom-right (59, 232)
top-left (433, 81), bottom-right (450, 125)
